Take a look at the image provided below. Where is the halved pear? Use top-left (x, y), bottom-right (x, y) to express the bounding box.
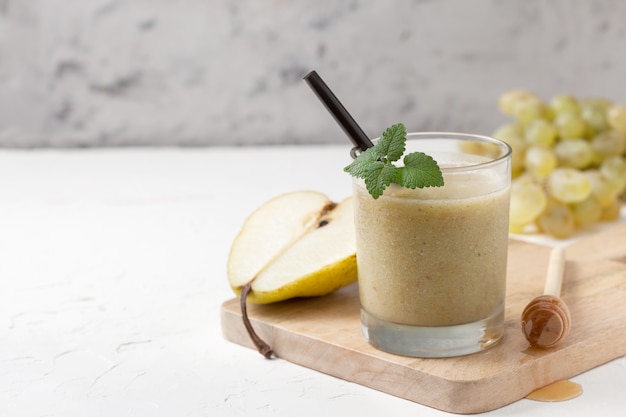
top-left (226, 190), bottom-right (357, 357)
top-left (228, 191), bottom-right (357, 303)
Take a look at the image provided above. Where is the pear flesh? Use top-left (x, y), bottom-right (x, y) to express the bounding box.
top-left (227, 190), bottom-right (357, 357)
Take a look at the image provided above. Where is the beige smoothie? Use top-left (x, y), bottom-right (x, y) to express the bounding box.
top-left (354, 169), bottom-right (510, 327)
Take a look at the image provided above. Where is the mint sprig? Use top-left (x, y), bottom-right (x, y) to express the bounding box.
top-left (344, 123), bottom-right (444, 199)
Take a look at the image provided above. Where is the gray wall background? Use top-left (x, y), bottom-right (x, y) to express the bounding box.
top-left (1, 0), bottom-right (625, 148)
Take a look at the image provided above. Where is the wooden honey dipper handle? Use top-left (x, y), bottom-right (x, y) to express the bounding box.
top-left (544, 246), bottom-right (565, 297)
top-left (521, 246), bottom-right (571, 348)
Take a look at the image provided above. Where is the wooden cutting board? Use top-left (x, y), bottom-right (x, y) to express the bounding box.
top-left (220, 223), bottom-right (626, 414)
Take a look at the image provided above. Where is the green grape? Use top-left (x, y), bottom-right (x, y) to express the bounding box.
top-left (541, 105), bottom-right (556, 122)
top-left (492, 132), bottom-right (526, 176)
top-left (583, 170), bottom-right (618, 208)
top-left (498, 90), bottom-right (538, 116)
top-left (571, 196), bottom-right (602, 226)
top-left (553, 138), bottom-right (594, 169)
top-left (581, 104), bottom-right (610, 138)
top-left (550, 94), bottom-right (580, 115)
top-left (509, 179), bottom-right (547, 226)
top-left (536, 199), bottom-right (575, 238)
top-left (513, 97), bottom-right (546, 124)
top-left (599, 156), bottom-right (626, 193)
top-left (492, 123), bottom-right (525, 141)
top-left (508, 222), bottom-right (527, 234)
top-left (588, 149), bottom-right (605, 167)
top-left (524, 145), bottom-right (557, 178)
top-left (580, 97), bottom-right (613, 111)
top-left (546, 167), bottom-right (592, 203)
top-left (554, 112), bottom-right (586, 139)
top-left (525, 119), bottom-right (557, 147)
top-left (591, 130), bottom-right (626, 158)
top-left (607, 104), bottom-right (626, 134)
top-left (600, 198), bottom-right (622, 221)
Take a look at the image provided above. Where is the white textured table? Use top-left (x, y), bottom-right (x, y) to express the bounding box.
top-left (1, 146), bottom-right (624, 417)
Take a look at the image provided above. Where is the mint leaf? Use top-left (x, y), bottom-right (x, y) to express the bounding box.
top-left (363, 161), bottom-right (398, 199)
top-left (343, 123), bottom-right (443, 199)
top-left (376, 123), bottom-right (406, 162)
top-left (344, 147), bottom-right (379, 178)
top-left (396, 152), bottom-right (445, 189)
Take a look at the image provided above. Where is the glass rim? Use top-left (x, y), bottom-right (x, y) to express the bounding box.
top-left (350, 131), bottom-right (512, 173)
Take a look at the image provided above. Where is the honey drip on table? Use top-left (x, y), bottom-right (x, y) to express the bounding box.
top-left (526, 380), bottom-right (583, 402)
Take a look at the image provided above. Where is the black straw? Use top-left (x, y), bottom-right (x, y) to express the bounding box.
top-left (303, 70), bottom-right (374, 152)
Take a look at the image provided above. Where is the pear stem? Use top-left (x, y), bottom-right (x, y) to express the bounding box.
top-left (240, 283), bottom-right (274, 359)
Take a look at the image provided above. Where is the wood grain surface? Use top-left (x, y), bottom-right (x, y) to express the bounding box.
top-left (221, 223), bottom-right (626, 414)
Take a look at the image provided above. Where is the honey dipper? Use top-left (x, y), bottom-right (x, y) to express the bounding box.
top-left (521, 246), bottom-right (572, 348)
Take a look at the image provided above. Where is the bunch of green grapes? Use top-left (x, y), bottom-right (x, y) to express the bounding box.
top-left (494, 90), bottom-right (626, 238)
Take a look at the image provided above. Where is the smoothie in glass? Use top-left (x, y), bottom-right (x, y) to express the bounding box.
top-left (353, 133), bottom-right (511, 358)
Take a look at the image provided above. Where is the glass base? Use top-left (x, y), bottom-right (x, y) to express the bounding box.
top-left (361, 306), bottom-right (504, 358)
